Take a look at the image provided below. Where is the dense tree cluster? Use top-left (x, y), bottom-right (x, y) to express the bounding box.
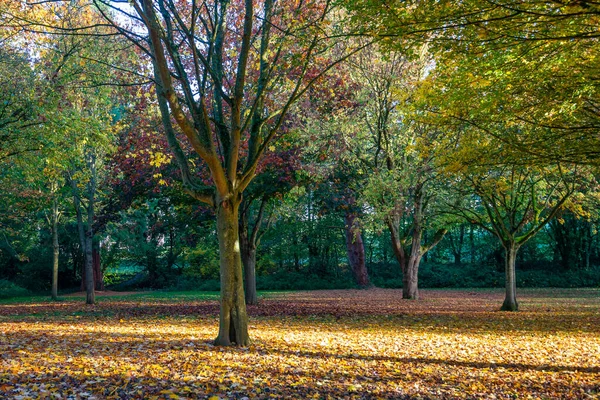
top-left (1, 0), bottom-right (599, 344)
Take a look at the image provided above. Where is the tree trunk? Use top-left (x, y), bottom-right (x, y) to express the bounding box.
top-left (71, 179), bottom-right (87, 292)
top-left (469, 225), bottom-right (475, 264)
top-left (239, 197), bottom-right (269, 306)
top-left (51, 198), bottom-right (59, 301)
top-left (84, 152), bottom-right (96, 305)
top-left (344, 212), bottom-right (370, 288)
top-left (387, 220), bottom-right (406, 275)
top-left (450, 225), bottom-right (465, 265)
top-left (403, 227), bottom-right (424, 300)
top-left (501, 243), bottom-right (519, 311)
top-left (239, 213), bottom-right (258, 306)
top-left (84, 220), bottom-right (95, 304)
top-left (403, 254), bottom-right (421, 300)
top-left (242, 248), bottom-right (257, 305)
top-left (215, 196), bottom-right (249, 346)
top-left (93, 246), bottom-right (104, 291)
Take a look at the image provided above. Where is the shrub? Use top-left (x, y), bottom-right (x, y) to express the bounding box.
top-left (256, 271), bottom-right (356, 291)
top-left (0, 279), bottom-right (31, 299)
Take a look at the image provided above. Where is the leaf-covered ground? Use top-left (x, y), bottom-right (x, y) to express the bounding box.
top-left (1, 288), bottom-right (599, 399)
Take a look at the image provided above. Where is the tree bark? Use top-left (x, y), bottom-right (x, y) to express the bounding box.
top-left (239, 212), bottom-right (257, 305)
top-left (51, 198), bottom-right (59, 301)
top-left (403, 226), bottom-right (423, 300)
top-left (403, 254), bottom-right (421, 300)
top-left (93, 246), bottom-right (104, 291)
top-left (84, 214), bottom-right (95, 304)
top-left (215, 196), bottom-right (249, 346)
top-left (239, 197), bottom-right (270, 306)
top-left (344, 212), bottom-right (370, 288)
top-left (501, 243), bottom-right (519, 311)
top-left (469, 225), bottom-right (475, 264)
top-left (242, 248), bottom-right (257, 305)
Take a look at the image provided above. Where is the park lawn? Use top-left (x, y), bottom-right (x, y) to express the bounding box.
top-left (0, 288), bottom-right (599, 399)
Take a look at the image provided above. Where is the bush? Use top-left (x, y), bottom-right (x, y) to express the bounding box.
top-left (257, 271), bottom-right (356, 291)
top-left (171, 276), bottom-right (220, 291)
top-left (0, 279), bottom-right (31, 299)
top-left (369, 261), bottom-right (600, 289)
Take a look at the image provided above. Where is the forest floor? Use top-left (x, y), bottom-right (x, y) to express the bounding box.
top-left (0, 288), bottom-right (599, 399)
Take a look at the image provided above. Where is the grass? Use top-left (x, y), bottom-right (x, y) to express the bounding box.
top-left (0, 288), bottom-right (599, 399)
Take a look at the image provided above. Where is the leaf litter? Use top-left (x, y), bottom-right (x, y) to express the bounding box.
top-left (0, 288), bottom-right (599, 399)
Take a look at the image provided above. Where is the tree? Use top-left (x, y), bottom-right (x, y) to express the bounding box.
top-left (75, 0), bottom-right (366, 345)
top-left (0, 46), bottom-right (45, 161)
top-left (4, 0), bottom-right (126, 303)
top-left (340, 46), bottom-right (447, 299)
top-left (298, 67), bottom-right (372, 288)
top-left (445, 146), bottom-right (579, 310)
top-left (347, 0), bottom-right (600, 164)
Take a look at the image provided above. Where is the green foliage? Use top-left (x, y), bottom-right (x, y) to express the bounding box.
top-left (0, 279), bottom-right (30, 299)
top-left (182, 244), bottom-right (219, 280)
top-left (171, 277), bottom-right (221, 292)
top-left (257, 271), bottom-right (356, 291)
top-left (370, 262), bottom-right (600, 289)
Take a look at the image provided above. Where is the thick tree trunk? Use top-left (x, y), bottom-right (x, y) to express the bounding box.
top-left (344, 212), bottom-right (370, 288)
top-left (501, 243), bottom-right (519, 311)
top-left (403, 228), bottom-right (424, 300)
top-left (387, 216), bottom-right (421, 299)
top-left (215, 197), bottom-right (249, 346)
top-left (403, 254), bottom-right (421, 300)
top-left (51, 199), bottom-right (59, 301)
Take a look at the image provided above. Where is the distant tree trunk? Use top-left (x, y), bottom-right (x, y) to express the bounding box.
top-left (367, 234), bottom-right (375, 265)
top-left (293, 234), bottom-right (300, 271)
top-left (51, 198), bottom-right (59, 300)
top-left (449, 225), bottom-right (465, 265)
top-left (583, 222), bottom-right (592, 270)
top-left (308, 241), bottom-right (320, 275)
top-left (239, 197), bottom-right (270, 306)
top-left (387, 217), bottom-right (411, 297)
top-left (239, 213), bottom-right (257, 305)
top-left (242, 246), bottom-right (257, 305)
top-left (70, 244), bottom-right (79, 280)
top-left (584, 224), bottom-right (592, 269)
top-left (93, 245), bottom-right (104, 291)
top-left (215, 196), bottom-right (249, 346)
top-left (469, 225), bottom-right (475, 264)
top-left (501, 242), bottom-right (520, 311)
top-left (344, 212), bottom-right (370, 288)
top-left (71, 178), bottom-right (87, 291)
top-left (84, 151), bottom-right (96, 305)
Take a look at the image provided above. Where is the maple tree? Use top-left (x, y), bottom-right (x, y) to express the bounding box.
top-left (71, 0), bottom-right (366, 345)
